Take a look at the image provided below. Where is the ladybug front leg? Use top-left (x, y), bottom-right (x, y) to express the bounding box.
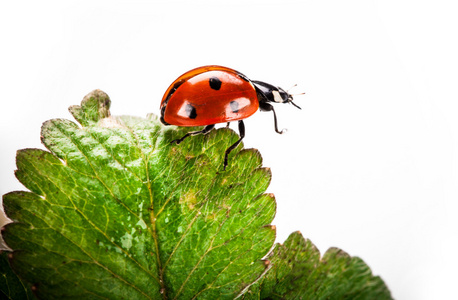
top-left (259, 102), bottom-right (284, 134)
top-left (171, 124), bottom-right (215, 144)
top-left (223, 120), bottom-right (245, 170)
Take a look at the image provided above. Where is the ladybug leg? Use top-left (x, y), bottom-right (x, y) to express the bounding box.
top-left (171, 124), bottom-right (215, 144)
top-left (259, 102), bottom-right (284, 134)
top-left (223, 120), bottom-right (245, 170)
top-left (225, 122), bottom-right (230, 128)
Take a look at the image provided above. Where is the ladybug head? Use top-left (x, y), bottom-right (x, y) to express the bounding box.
top-left (277, 86), bottom-right (302, 109)
top-left (252, 80), bottom-right (302, 110)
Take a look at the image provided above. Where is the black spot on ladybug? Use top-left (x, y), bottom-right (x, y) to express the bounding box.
top-left (185, 103), bottom-right (197, 119)
top-left (209, 77), bottom-right (222, 90)
top-left (230, 101), bottom-right (239, 113)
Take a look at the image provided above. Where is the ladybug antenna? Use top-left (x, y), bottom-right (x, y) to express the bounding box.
top-left (286, 84), bottom-right (306, 97)
top-left (286, 84), bottom-right (298, 93)
top-left (286, 84), bottom-right (304, 110)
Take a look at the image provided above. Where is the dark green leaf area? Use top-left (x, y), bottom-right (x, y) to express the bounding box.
top-left (2, 90), bottom-right (276, 299)
top-left (244, 231), bottom-right (392, 300)
top-left (0, 251), bottom-right (35, 300)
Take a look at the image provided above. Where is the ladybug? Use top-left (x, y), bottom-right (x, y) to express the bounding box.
top-left (160, 65), bottom-right (301, 169)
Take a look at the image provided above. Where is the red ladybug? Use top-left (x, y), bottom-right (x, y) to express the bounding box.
top-left (160, 65), bottom-right (301, 169)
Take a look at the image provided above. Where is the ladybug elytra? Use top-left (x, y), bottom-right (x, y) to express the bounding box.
top-left (160, 65), bottom-right (301, 169)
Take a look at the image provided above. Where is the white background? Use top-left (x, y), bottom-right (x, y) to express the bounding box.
top-left (1, 1), bottom-right (457, 299)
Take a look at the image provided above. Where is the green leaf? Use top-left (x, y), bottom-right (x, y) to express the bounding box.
top-left (0, 251), bottom-right (35, 300)
top-left (244, 231), bottom-right (392, 300)
top-left (2, 90), bottom-right (276, 299)
top-left (2, 89), bottom-right (392, 299)
top-left (68, 89), bottom-right (111, 126)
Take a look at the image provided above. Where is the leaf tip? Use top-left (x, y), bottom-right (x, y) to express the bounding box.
top-left (69, 89), bottom-right (111, 126)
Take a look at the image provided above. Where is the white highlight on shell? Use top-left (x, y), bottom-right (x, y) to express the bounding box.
top-left (272, 90), bottom-right (283, 103)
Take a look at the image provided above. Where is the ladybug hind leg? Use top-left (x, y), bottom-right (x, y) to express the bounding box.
top-left (224, 120), bottom-right (245, 170)
top-left (171, 124), bottom-right (215, 144)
